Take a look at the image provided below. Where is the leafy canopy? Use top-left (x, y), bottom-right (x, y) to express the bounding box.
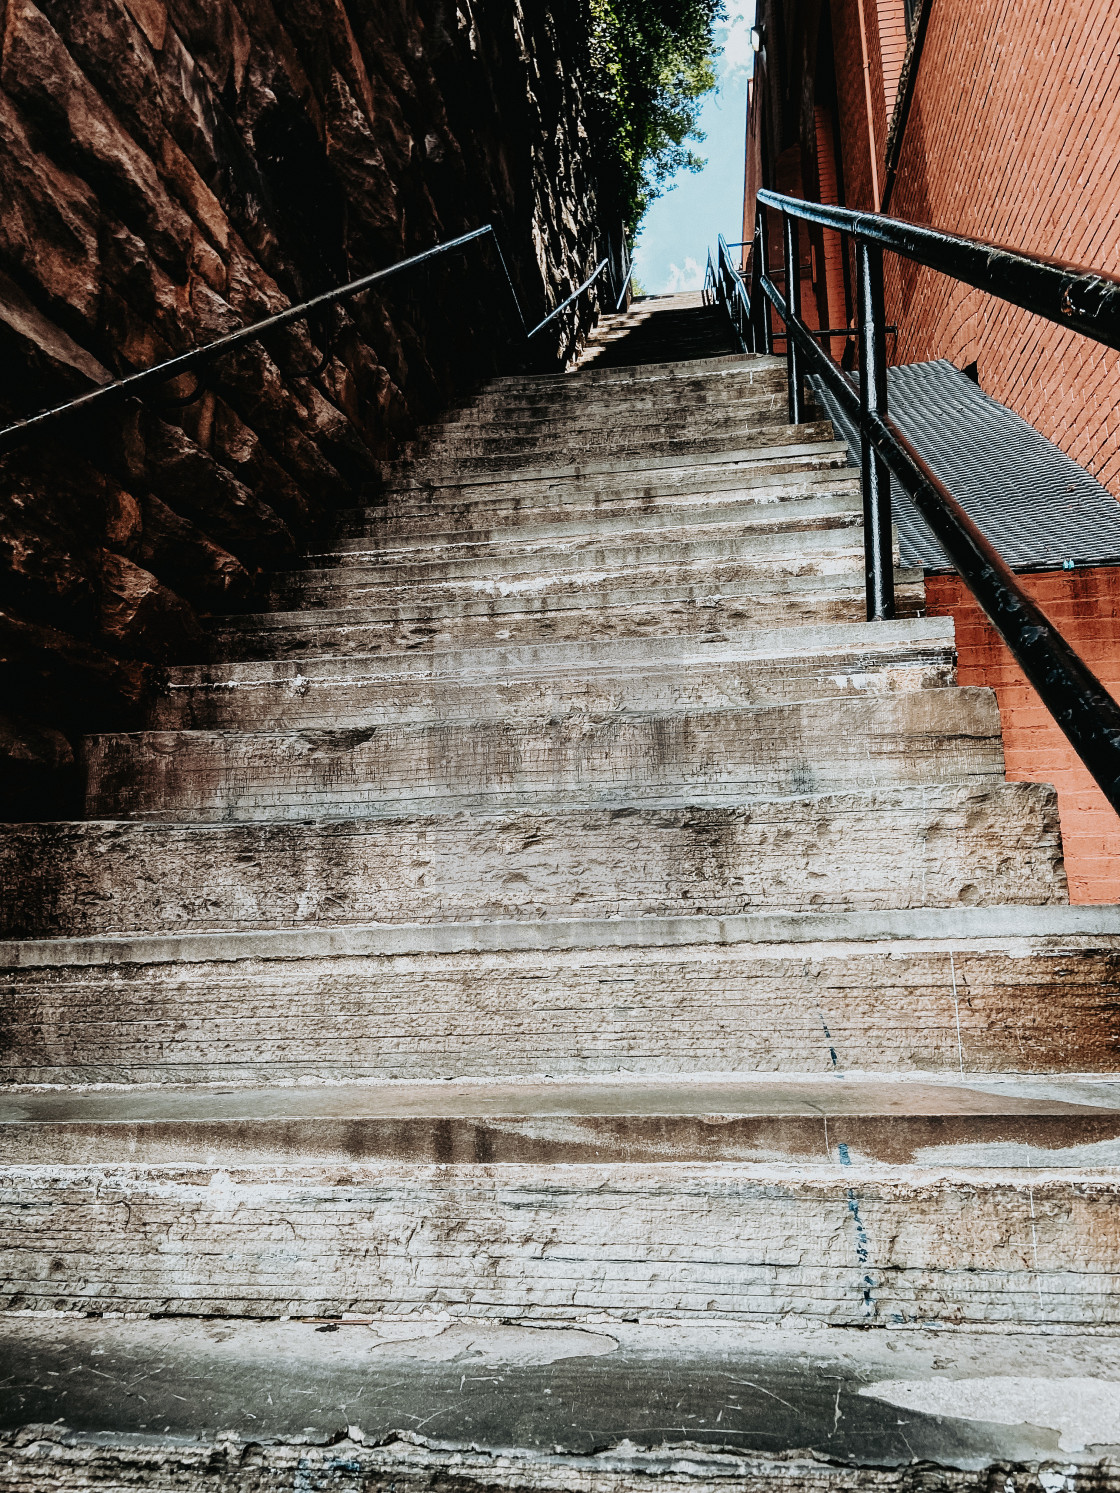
top-left (588, 0), bottom-right (723, 235)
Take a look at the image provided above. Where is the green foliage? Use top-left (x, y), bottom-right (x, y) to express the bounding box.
top-left (588, 0), bottom-right (723, 235)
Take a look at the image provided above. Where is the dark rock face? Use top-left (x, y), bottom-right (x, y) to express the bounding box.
top-left (0, 0), bottom-right (616, 815)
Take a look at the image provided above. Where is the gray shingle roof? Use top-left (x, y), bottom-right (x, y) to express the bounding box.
top-left (808, 358), bottom-right (1120, 572)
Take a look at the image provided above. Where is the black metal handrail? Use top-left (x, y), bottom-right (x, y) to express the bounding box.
top-left (0, 223), bottom-right (626, 457)
top-left (708, 189), bottom-right (1120, 815)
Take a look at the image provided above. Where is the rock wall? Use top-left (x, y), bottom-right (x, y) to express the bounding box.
top-left (0, 0), bottom-right (619, 816)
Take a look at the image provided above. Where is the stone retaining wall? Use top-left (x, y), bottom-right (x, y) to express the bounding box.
top-left (0, 0), bottom-right (615, 815)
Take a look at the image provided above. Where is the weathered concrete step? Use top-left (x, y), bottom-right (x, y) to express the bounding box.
top-left (374, 437), bottom-right (848, 507)
top-left (428, 376), bottom-right (790, 421)
top-left (83, 689), bottom-right (1005, 822)
top-left (435, 374), bottom-right (788, 424)
top-left (386, 422), bottom-right (828, 481)
top-left (380, 422), bottom-right (839, 491)
top-left (489, 350), bottom-right (772, 388)
top-left (349, 453), bottom-right (856, 535)
top-left (2, 1156), bottom-right (1119, 1323)
top-left (329, 485), bottom-right (862, 555)
top-left (5, 1075), bottom-right (1120, 1165)
top-left (207, 571), bottom-right (926, 661)
top-left (5, 905), bottom-right (1114, 1084)
top-left (412, 401), bottom-right (792, 453)
top-left (5, 1318), bottom-right (1120, 1489)
top-left (312, 492), bottom-right (863, 569)
top-left (0, 782), bottom-right (1063, 939)
top-left (149, 619), bottom-right (956, 731)
top-left (264, 522), bottom-right (870, 612)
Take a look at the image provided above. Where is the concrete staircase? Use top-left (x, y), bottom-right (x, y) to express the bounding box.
top-left (3, 290), bottom-right (1120, 1490)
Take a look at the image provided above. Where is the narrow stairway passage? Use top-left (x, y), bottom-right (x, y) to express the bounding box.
top-left (2, 291), bottom-right (1120, 1489)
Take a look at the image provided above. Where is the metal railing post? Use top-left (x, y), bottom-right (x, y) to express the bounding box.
top-left (857, 240), bottom-right (895, 620)
top-left (782, 212), bottom-right (804, 423)
top-left (755, 210), bottom-right (773, 355)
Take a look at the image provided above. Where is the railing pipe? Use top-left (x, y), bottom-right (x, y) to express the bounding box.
top-left (0, 224), bottom-right (621, 458)
top-left (0, 225), bottom-right (501, 458)
top-left (527, 257), bottom-right (609, 338)
top-left (782, 213), bottom-right (804, 422)
top-left (857, 241), bottom-right (895, 619)
top-left (756, 189), bottom-right (1120, 353)
top-left (749, 194), bottom-right (1120, 816)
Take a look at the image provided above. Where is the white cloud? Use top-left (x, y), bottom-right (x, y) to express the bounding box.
top-left (716, 0), bottom-right (756, 85)
top-left (661, 257), bottom-right (705, 293)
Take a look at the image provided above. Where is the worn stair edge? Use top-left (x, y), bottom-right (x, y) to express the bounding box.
top-left (378, 430), bottom-right (841, 492)
top-left (81, 688), bottom-right (1009, 822)
top-left (0, 782), bottom-right (1066, 940)
top-left (311, 494), bottom-right (866, 565)
top-left (5, 1317), bottom-right (1120, 1492)
top-left (159, 616), bottom-right (958, 691)
top-left (6, 903), bottom-right (1120, 970)
top-left (207, 569), bottom-right (928, 636)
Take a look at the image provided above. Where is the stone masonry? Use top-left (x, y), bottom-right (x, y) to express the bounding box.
top-left (0, 0), bottom-right (613, 816)
top-left (2, 293), bottom-right (1120, 1488)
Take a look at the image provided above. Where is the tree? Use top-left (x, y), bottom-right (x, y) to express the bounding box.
top-left (588, 0), bottom-right (723, 234)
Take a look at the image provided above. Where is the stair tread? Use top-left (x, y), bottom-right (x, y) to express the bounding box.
top-left (5, 901), bottom-right (1113, 969)
top-left (4, 1315), bottom-right (1120, 1483)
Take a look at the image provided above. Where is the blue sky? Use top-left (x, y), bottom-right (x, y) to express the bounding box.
top-left (632, 1), bottom-right (756, 295)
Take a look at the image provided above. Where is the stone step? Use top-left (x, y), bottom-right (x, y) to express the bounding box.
top-left (5, 1074), bottom-right (1119, 1166)
top-left (329, 484), bottom-right (862, 554)
top-left (149, 618), bottom-right (956, 731)
top-left (208, 571), bottom-right (926, 662)
top-left (412, 398), bottom-right (793, 451)
top-left (346, 451), bottom-right (856, 535)
top-left (4, 905), bottom-right (1112, 1085)
top-left (430, 372), bottom-right (790, 418)
top-left (263, 519), bottom-right (870, 613)
top-left (2, 1156), bottom-right (1119, 1324)
top-left (434, 371), bottom-right (788, 423)
top-left (374, 436), bottom-right (848, 506)
top-left (0, 782), bottom-right (1065, 939)
top-left (487, 349), bottom-right (767, 387)
top-left (82, 688), bottom-right (1005, 822)
top-left (379, 422), bottom-right (839, 490)
top-left (384, 421), bottom-right (828, 481)
top-left (4, 1317), bottom-right (1120, 1487)
top-left (313, 491), bottom-right (863, 567)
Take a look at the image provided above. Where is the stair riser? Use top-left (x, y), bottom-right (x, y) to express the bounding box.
top-left (387, 427), bottom-right (832, 480)
top-left (83, 691), bottom-right (1005, 822)
top-left (4, 933), bottom-right (1108, 1083)
top-left (264, 534), bottom-right (870, 611)
top-left (426, 383), bottom-right (790, 422)
top-left (488, 353), bottom-right (773, 386)
top-left (360, 455), bottom-right (854, 529)
top-left (382, 423), bottom-right (839, 489)
top-left (7, 1114), bottom-right (1118, 1166)
top-left (3, 1164), bottom-right (1118, 1324)
top-left (337, 493), bottom-right (862, 552)
top-left (149, 653), bottom-right (953, 732)
top-left (0, 784), bottom-right (1064, 938)
top-left (320, 494), bottom-right (864, 563)
top-left (435, 385), bottom-right (789, 426)
top-left (208, 580), bottom-right (927, 660)
top-left (412, 406), bottom-right (793, 454)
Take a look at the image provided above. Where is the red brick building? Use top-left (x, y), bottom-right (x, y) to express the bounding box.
top-left (743, 0), bottom-right (1120, 902)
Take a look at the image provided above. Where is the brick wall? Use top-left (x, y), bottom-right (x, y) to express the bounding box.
top-left (886, 0), bottom-right (1120, 497)
top-left (875, 0), bottom-right (907, 118)
top-left (926, 568), bottom-right (1120, 904)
